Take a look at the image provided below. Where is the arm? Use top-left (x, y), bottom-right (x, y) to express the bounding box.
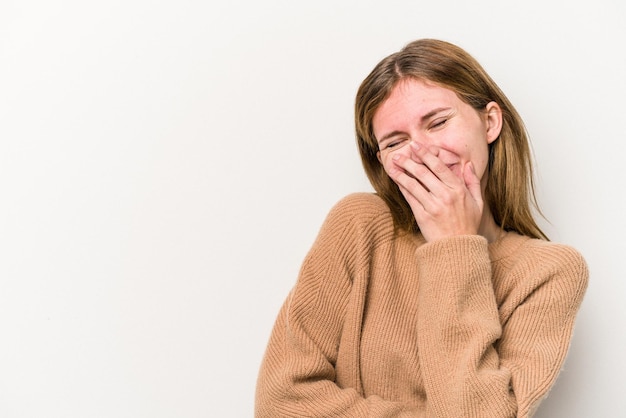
top-left (414, 236), bottom-right (588, 418)
top-left (385, 143), bottom-right (588, 416)
top-left (255, 195), bottom-right (420, 417)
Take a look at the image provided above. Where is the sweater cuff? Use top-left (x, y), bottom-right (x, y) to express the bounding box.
top-left (415, 234), bottom-right (488, 262)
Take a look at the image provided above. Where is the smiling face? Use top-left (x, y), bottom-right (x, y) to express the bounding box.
top-left (373, 78), bottom-right (502, 188)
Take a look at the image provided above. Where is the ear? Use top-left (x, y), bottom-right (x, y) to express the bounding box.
top-left (376, 150), bottom-right (382, 164)
top-left (485, 101), bottom-right (503, 144)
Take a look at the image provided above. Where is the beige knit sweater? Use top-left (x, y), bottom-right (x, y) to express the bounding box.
top-left (256, 193), bottom-right (588, 417)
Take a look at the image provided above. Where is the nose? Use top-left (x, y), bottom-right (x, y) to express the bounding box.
top-left (407, 138), bottom-right (440, 157)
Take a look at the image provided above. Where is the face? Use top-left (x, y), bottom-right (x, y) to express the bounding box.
top-left (373, 78), bottom-right (501, 187)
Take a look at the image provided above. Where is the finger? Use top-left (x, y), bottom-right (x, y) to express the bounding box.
top-left (390, 152), bottom-right (456, 215)
top-left (391, 153), bottom-right (435, 192)
top-left (463, 162), bottom-right (483, 208)
top-left (388, 159), bottom-right (433, 207)
top-left (397, 182), bottom-right (428, 221)
top-left (409, 142), bottom-right (462, 192)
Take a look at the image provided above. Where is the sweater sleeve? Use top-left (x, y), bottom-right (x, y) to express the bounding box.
top-left (255, 195), bottom-right (420, 417)
top-left (414, 235), bottom-right (588, 418)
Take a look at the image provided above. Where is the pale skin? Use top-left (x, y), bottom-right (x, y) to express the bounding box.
top-left (373, 78), bottom-right (504, 243)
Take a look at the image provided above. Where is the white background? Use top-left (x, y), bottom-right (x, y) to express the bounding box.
top-left (1, 1), bottom-right (624, 417)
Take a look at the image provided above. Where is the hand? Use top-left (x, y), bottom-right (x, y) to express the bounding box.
top-left (388, 142), bottom-right (484, 242)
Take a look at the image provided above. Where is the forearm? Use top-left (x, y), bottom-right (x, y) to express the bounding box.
top-left (415, 235), bottom-right (517, 417)
top-left (255, 303), bottom-right (420, 418)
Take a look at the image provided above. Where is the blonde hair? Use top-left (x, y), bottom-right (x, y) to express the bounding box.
top-left (355, 39), bottom-right (547, 240)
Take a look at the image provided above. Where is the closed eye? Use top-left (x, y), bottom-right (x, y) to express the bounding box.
top-left (430, 118), bottom-right (448, 129)
top-left (384, 138), bottom-right (408, 150)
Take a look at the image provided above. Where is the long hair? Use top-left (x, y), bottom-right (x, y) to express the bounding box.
top-left (355, 39), bottom-right (547, 240)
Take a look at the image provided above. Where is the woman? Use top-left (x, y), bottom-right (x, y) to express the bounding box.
top-left (255, 39), bottom-right (588, 417)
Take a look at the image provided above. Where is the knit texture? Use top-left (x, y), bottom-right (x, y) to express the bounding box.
top-left (256, 193), bottom-right (588, 417)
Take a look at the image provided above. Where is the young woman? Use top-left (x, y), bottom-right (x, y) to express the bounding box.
top-left (255, 38), bottom-right (588, 418)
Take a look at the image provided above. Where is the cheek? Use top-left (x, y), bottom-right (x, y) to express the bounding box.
top-left (379, 155), bottom-right (394, 176)
top-left (380, 147), bottom-right (410, 174)
top-left (472, 142), bottom-right (491, 171)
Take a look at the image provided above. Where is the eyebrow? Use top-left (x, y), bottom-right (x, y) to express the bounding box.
top-left (377, 107), bottom-right (452, 143)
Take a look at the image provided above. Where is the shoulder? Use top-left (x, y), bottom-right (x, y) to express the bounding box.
top-left (322, 193), bottom-right (392, 230)
top-left (522, 238), bottom-right (588, 278)
top-left (328, 192), bottom-right (390, 217)
top-left (297, 194), bottom-right (394, 290)
top-left (497, 233), bottom-right (587, 271)
top-left (313, 193), bottom-right (395, 252)
top-left (500, 234), bottom-right (589, 300)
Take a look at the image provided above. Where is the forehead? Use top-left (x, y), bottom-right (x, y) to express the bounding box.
top-left (372, 79), bottom-right (463, 135)
top-left (379, 78), bottom-right (458, 116)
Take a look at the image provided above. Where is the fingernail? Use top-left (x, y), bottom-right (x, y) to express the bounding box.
top-left (411, 142), bottom-right (419, 149)
top-left (392, 154), bottom-right (400, 161)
